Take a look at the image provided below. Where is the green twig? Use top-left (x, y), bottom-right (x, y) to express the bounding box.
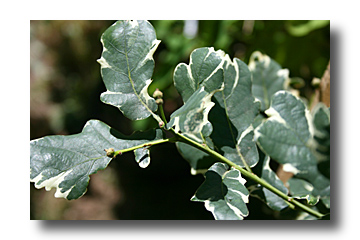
top-left (110, 125), bottom-right (325, 219)
top-left (173, 130), bottom-right (325, 219)
top-left (158, 103), bottom-right (168, 125)
top-left (113, 137), bottom-right (176, 157)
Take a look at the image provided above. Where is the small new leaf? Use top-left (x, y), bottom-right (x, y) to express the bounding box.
top-left (134, 147), bottom-right (151, 168)
top-left (173, 47), bottom-right (225, 103)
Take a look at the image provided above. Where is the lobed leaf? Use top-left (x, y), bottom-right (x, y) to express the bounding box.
top-left (210, 56), bottom-right (260, 168)
top-left (173, 47), bottom-right (225, 103)
top-left (191, 163), bottom-right (249, 220)
top-left (254, 91), bottom-right (330, 204)
top-left (30, 120), bottom-right (164, 200)
top-left (254, 90), bottom-right (316, 172)
top-left (167, 47), bottom-right (225, 135)
top-left (171, 48), bottom-right (260, 173)
top-left (98, 20), bottom-right (161, 122)
top-left (248, 51), bottom-right (290, 111)
top-left (167, 47), bottom-right (226, 173)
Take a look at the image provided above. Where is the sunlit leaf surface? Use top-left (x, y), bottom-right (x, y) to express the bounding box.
top-left (30, 120), bottom-right (163, 200)
top-left (191, 163), bottom-right (249, 220)
top-left (98, 20), bottom-right (161, 121)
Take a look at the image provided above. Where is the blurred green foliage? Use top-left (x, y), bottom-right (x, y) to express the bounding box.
top-left (150, 20), bottom-right (329, 93)
top-left (30, 20), bottom-right (329, 220)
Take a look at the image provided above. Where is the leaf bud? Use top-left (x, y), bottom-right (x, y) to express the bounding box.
top-left (104, 148), bottom-right (115, 158)
top-left (155, 98), bottom-right (163, 105)
top-left (153, 88), bottom-right (163, 99)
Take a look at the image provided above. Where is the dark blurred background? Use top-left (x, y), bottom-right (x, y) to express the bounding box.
top-left (30, 20), bottom-right (330, 220)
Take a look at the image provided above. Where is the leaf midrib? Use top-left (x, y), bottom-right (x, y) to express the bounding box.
top-left (122, 22), bottom-right (155, 117)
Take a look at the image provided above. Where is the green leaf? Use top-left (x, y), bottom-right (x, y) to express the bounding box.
top-left (254, 91), bottom-right (330, 204)
top-left (97, 20), bottom-right (161, 122)
top-left (167, 86), bottom-right (221, 135)
top-left (167, 47), bottom-right (225, 135)
top-left (175, 134), bottom-right (218, 175)
top-left (296, 209), bottom-right (320, 220)
top-left (171, 48), bottom-right (260, 173)
top-left (173, 47), bottom-right (225, 103)
top-left (30, 120), bottom-right (164, 200)
top-left (167, 47), bottom-right (225, 173)
top-left (210, 56), bottom-right (260, 168)
top-left (310, 104), bottom-right (330, 207)
top-left (261, 155), bottom-right (289, 210)
top-left (255, 91), bottom-right (316, 173)
top-left (191, 162), bottom-right (249, 220)
top-left (134, 147), bottom-right (150, 168)
top-left (249, 51), bottom-right (290, 111)
top-left (247, 152), bottom-right (288, 211)
top-left (287, 178), bottom-right (320, 206)
top-left (312, 103), bottom-right (330, 163)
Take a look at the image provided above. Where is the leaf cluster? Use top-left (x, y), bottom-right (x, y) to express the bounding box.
top-left (30, 20), bottom-right (330, 220)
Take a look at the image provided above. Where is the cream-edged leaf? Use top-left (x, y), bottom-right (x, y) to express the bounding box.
top-left (168, 47), bottom-right (225, 136)
top-left (171, 48), bottom-right (261, 173)
top-left (254, 91), bottom-right (316, 171)
top-left (210, 56), bottom-right (260, 168)
top-left (287, 178), bottom-right (320, 206)
top-left (249, 51), bottom-right (290, 111)
top-left (246, 152), bottom-right (289, 211)
top-left (167, 86), bottom-right (221, 135)
top-left (173, 47), bottom-right (225, 103)
top-left (134, 147), bottom-right (151, 168)
top-left (98, 20), bottom-right (161, 121)
top-left (254, 91), bottom-right (330, 205)
top-left (191, 162), bottom-right (249, 220)
top-left (168, 47), bottom-right (226, 173)
top-left (30, 120), bottom-right (164, 200)
top-left (261, 155), bottom-right (289, 210)
top-left (311, 103), bottom-right (330, 164)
